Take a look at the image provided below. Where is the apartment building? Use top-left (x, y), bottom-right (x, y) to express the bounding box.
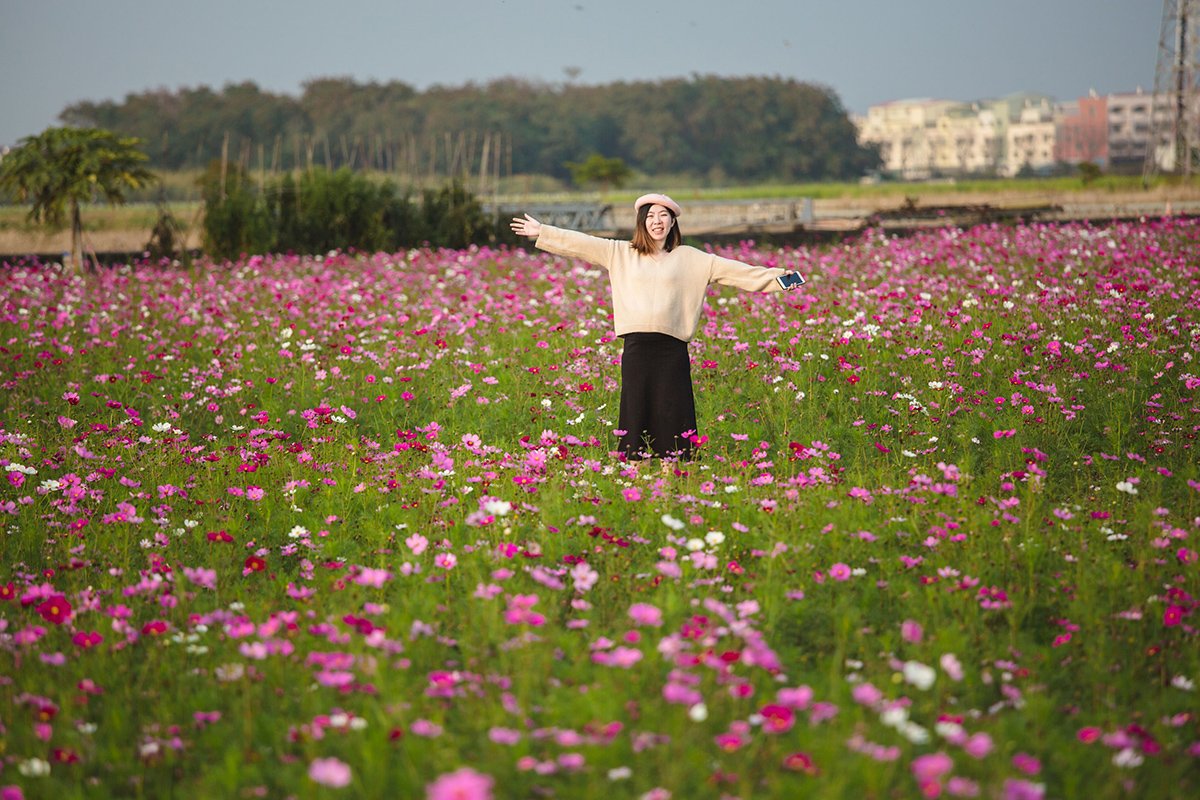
top-left (856, 98), bottom-right (966, 180)
top-left (857, 90), bottom-right (1175, 179)
top-left (1055, 94), bottom-right (1108, 166)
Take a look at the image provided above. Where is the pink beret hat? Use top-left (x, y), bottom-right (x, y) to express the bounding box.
top-left (634, 193), bottom-right (682, 217)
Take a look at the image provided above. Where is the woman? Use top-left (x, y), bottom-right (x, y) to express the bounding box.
top-left (511, 193), bottom-right (804, 461)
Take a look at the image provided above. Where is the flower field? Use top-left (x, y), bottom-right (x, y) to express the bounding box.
top-left (1, 218), bottom-right (1198, 799)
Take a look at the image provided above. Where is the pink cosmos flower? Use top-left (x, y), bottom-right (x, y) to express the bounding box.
top-left (488, 727), bottom-right (522, 745)
top-left (852, 683), bottom-right (883, 707)
top-left (628, 602), bottom-right (664, 627)
top-left (911, 752), bottom-right (953, 781)
top-left (829, 563), bottom-right (852, 581)
top-left (434, 553), bottom-right (457, 570)
top-left (308, 756), bottom-right (352, 788)
top-left (1012, 752), bottom-right (1041, 775)
top-left (1002, 779), bottom-right (1045, 800)
top-left (245, 486), bottom-right (264, 501)
top-left (426, 767), bottom-right (494, 800)
top-left (776, 685), bottom-right (813, 709)
top-left (410, 719), bottom-right (444, 737)
top-left (592, 645), bottom-right (643, 668)
top-left (183, 566), bottom-right (217, 591)
top-left (354, 567), bottom-right (391, 588)
top-left (901, 619), bottom-right (924, 643)
top-left (963, 732), bottom-right (993, 759)
top-left (940, 652), bottom-right (965, 681)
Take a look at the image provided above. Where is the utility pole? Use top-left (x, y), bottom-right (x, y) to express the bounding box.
top-left (1145, 0), bottom-right (1200, 182)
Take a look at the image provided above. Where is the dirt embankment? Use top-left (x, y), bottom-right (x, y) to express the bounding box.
top-left (0, 228), bottom-right (204, 259)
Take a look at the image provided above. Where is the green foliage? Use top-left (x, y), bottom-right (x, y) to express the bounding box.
top-left (199, 161), bottom-right (273, 260)
top-left (567, 153), bottom-right (633, 191)
top-left (266, 168), bottom-right (411, 254)
top-left (0, 126), bottom-right (156, 270)
top-left (1078, 161), bottom-right (1102, 185)
top-left (416, 180), bottom-right (491, 249)
top-left (61, 76), bottom-right (880, 182)
top-left (200, 166), bottom-right (501, 257)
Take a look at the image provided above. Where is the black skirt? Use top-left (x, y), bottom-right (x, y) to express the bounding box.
top-left (617, 333), bottom-right (697, 460)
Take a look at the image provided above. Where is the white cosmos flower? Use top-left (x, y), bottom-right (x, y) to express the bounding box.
top-left (903, 660), bottom-right (937, 690)
top-left (660, 514), bottom-right (685, 531)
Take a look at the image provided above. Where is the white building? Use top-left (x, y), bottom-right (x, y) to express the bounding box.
top-left (856, 98), bottom-right (966, 180)
top-left (857, 93), bottom-right (1059, 179)
top-left (1002, 102), bottom-right (1058, 177)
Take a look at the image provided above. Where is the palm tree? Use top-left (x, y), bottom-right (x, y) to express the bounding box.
top-left (0, 127), bottom-right (155, 271)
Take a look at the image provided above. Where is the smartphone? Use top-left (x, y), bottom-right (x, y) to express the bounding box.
top-left (776, 271), bottom-right (806, 291)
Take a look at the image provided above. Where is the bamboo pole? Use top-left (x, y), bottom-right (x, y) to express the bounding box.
top-left (219, 132), bottom-right (229, 200)
top-left (478, 131), bottom-right (491, 195)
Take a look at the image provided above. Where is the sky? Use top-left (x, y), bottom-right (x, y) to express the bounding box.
top-left (0, 0), bottom-right (1162, 148)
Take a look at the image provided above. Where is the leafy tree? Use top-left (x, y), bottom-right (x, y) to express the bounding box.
top-left (0, 126), bottom-right (155, 271)
top-left (60, 76), bottom-right (880, 182)
top-left (567, 154), bottom-right (633, 192)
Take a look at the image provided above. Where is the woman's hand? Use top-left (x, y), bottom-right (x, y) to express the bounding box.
top-left (509, 213), bottom-right (542, 239)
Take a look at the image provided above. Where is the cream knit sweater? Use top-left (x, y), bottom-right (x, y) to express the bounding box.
top-left (535, 225), bottom-right (789, 342)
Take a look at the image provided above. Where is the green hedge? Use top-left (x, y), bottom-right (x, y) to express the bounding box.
top-left (200, 165), bottom-right (514, 259)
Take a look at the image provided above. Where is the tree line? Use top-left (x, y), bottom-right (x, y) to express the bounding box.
top-left (60, 75), bottom-right (880, 183)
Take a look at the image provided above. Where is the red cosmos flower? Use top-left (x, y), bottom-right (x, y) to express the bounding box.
top-left (141, 620), bottom-right (169, 636)
top-left (760, 704), bottom-right (796, 734)
top-left (53, 748), bottom-right (80, 764)
top-left (714, 732), bottom-right (747, 752)
top-left (207, 530), bottom-right (234, 543)
top-left (244, 555), bottom-right (267, 575)
top-left (37, 595), bottom-right (73, 625)
top-left (0, 582), bottom-right (16, 601)
top-left (72, 631), bottom-right (104, 649)
top-left (783, 751), bottom-right (819, 775)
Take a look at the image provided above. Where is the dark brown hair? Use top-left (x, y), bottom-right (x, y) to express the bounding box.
top-left (630, 204), bottom-right (682, 255)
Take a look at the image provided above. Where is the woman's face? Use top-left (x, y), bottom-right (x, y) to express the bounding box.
top-left (643, 205), bottom-right (674, 245)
